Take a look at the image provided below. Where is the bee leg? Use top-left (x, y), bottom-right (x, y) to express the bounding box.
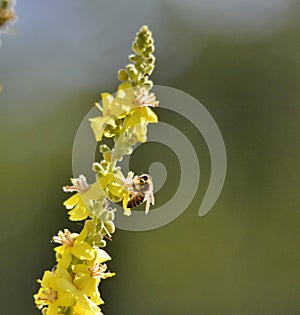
top-left (150, 194), bottom-right (155, 206)
top-left (145, 198), bottom-right (150, 215)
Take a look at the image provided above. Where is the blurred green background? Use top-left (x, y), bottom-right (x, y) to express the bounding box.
top-left (1, 0), bottom-right (299, 314)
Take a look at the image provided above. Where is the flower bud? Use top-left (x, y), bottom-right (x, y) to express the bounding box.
top-left (103, 151), bottom-right (111, 162)
top-left (118, 69), bottom-right (128, 81)
top-left (93, 162), bottom-right (105, 174)
top-left (99, 144), bottom-right (110, 153)
top-left (105, 221), bottom-right (115, 234)
top-left (85, 220), bottom-right (95, 232)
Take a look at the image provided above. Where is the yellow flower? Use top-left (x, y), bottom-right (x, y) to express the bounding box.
top-left (90, 83), bottom-right (134, 141)
top-left (63, 177), bottom-right (106, 221)
top-left (96, 168), bottom-right (133, 216)
top-left (89, 115), bottom-right (117, 142)
top-left (72, 292), bottom-right (104, 315)
top-left (53, 228), bottom-right (96, 268)
top-left (73, 263), bottom-right (103, 305)
top-left (63, 194), bottom-right (90, 221)
top-left (124, 106), bottom-right (158, 130)
top-left (34, 268), bottom-right (77, 315)
top-left (35, 265), bottom-right (105, 315)
top-left (63, 175), bottom-right (91, 221)
top-left (102, 87), bottom-right (131, 118)
top-left (90, 83), bottom-right (159, 142)
top-left (98, 173), bottom-right (127, 203)
top-left (73, 261), bottom-right (115, 306)
top-left (89, 262), bottom-right (115, 279)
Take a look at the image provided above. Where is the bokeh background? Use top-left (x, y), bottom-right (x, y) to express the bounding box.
top-left (1, 0), bottom-right (299, 314)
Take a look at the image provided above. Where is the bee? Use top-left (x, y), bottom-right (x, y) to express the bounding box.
top-left (126, 173), bottom-right (155, 214)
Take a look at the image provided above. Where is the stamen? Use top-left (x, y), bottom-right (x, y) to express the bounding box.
top-left (63, 175), bottom-right (90, 193)
top-left (89, 263), bottom-right (115, 279)
top-left (52, 229), bottom-right (76, 246)
top-left (134, 89), bottom-right (159, 107)
top-left (37, 287), bottom-right (57, 303)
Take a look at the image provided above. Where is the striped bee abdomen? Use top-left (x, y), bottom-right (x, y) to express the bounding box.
top-left (127, 192), bottom-right (145, 209)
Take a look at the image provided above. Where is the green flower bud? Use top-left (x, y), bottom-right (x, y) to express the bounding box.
top-left (126, 64), bottom-right (135, 72)
top-left (103, 151), bottom-right (112, 162)
top-left (119, 25), bottom-right (155, 88)
top-left (145, 45), bottom-right (154, 54)
top-left (105, 221), bottom-right (115, 234)
top-left (148, 54), bottom-right (155, 64)
top-left (118, 69), bottom-right (128, 81)
top-left (128, 136), bottom-right (137, 146)
top-left (128, 69), bottom-right (138, 80)
top-left (85, 220), bottom-right (95, 232)
top-left (93, 162), bottom-right (106, 174)
top-left (145, 64), bottom-right (154, 75)
top-left (139, 77), bottom-right (146, 85)
top-left (99, 144), bottom-right (110, 153)
top-left (144, 80), bottom-right (153, 89)
top-left (103, 124), bottom-right (119, 138)
top-left (106, 211), bottom-right (115, 221)
top-left (129, 54), bottom-right (137, 62)
top-left (93, 233), bottom-right (102, 245)
top-left (99, 239), bottom-right (106, 247)
top-left (100, 160), bottom-right (109, 169)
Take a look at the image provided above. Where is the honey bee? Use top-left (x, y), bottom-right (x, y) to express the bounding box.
top-left (125, 172), bottom-right (155, 214)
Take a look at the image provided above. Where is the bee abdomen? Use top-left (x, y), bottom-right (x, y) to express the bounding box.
top-left (127, 192), bottom-right (145, 209)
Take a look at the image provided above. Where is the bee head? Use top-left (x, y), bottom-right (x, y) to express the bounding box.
top-left (132, 174), bottom-right (152, 192)
top-left (139, 174), bottom-right (150, 184)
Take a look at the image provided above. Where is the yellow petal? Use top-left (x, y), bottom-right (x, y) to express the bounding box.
top-left (76, 225), bottom-right (89, 243)
top-left (81, 181), bottom-right (106, 203)
top-left (95, 248), bottom-right (112, 264)
top-left (71, 242), bottom-right (95, 261)
top-left (50, 277), bottom-right (75, 294)
top-left (68, 203), bottom-right (90, 221)
top-left (73, 272), bottom-right (103, 305)
top-left (124, 107), bottom-right (158, 129)
top-left (56, 251), bottom-right (72, 269)
top-left (47, 304), bottom-right (59, 315)
top-left (101, 93), bottom-right (114, 116)
top-left (73, 271), bottom-right (92, 291)
top-left (56, 291), bottom-right (76, 307)
top-left (63, 194), bottom-right (80, 209)
top-left (117, 81), bottom-right (132, 92)
top-left (134, 123), bottom-right (147, 142)
top-left (102, 90), bottom-right (131, 118)
top-left (108, 182), bottom-right (124, 199)
top-left (55, 266), bottom-right (72, 281)
top-left (89, 116), bottom-right (116, 141)
top-left (98, 176), bottom-right (109, 189)
top-left (90, 288), bottom-right (104, 306)
top-left (122, 192), bottom-right (130, 212)
top-left (40, 270), bottom-right (53, 287)
top-left (116, 82), bottom-right (135, 106)
top-left (73, 293), bottom-right (103, 315)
